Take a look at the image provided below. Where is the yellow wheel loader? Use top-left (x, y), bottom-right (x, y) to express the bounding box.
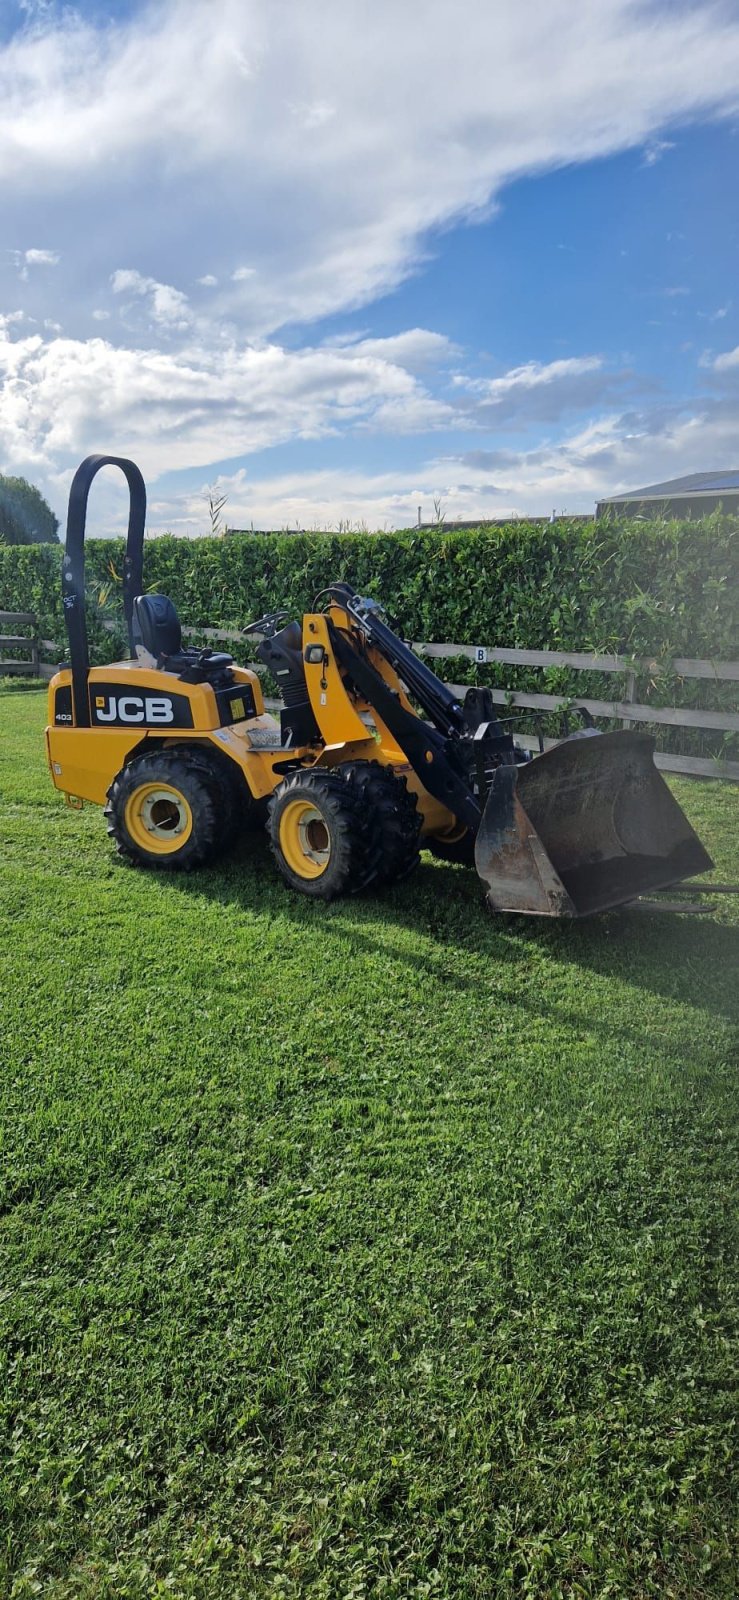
top-left (45, 455), bottom-right (715, 916)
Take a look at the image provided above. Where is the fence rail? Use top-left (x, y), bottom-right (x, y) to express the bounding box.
top-left (0, 610), bottom-right (39, 677)
top-left (31, 624), bottom-right (739, 781)
top-left (412, 642), bottom-right (739, 682)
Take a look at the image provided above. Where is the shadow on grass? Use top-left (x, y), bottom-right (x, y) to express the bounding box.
top-left (165, 837), bottom-right (739, 1032)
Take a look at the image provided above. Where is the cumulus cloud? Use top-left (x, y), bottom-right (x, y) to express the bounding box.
top-left (188, 394), bottom-right (739, 531)
top-left (8, 245), bottom-right (60, 281)
top-left (0, 313), bottom-right (633, 492)
top-left (333, 329), bottom-right (458, 372)
top-left (111, 268), bottom-right (192, 328)
top-left (6, 314), bottom-right (736, 533)
top-left (23, 247), bottom-right (59, 266)
top-left (0, 320), bottom-right (455, 480)
top-left (2, 1), bottom-right (739, 334)
top-left (435, 396), bottom-right (739, 512)
top-left (452, 356), bottom-right (633, 424)
top-left (2, 1), bottom-right (739, 528)
top-left (712, 344), bottom-right (739, 372)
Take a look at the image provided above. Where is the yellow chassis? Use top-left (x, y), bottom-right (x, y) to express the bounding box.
top-left (46, 604), bottom-right (455, 836)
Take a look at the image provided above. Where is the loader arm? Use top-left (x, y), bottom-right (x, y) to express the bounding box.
top-left (329, 621), bottom-right (483, 831)
top-left (325, 584), bottom-right (714, 917)
top-left (327, 585), bottom-right (468, 737)
top-left (325, 586), bottom-right (517, 833)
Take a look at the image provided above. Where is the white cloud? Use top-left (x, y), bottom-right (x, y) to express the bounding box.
top-left (2, 1), bottom-right (739, 335)
top-left (8, 245), bottom-right (60, 280)
top-left (458, 356), bottom-right (603, 397)
top-left (111, 267), bottom-right (191, 328)
top-left (2, 1), bottom-right (739, 528)
top-left (712, 344), bottom-right (739, 372)
top-left (436, 399), bottom-right (739, 512)
top-left (451, 355), bottom-right (630, 424)
top-left (642, 137), bottom-right (675, 165)
top-left (335, 329), bottom-right (458, 371)
top-left (186, 397), bottom-right (739, 530)
top-left (5, 316), bottom-right (735, 531)
top-left (24, 247), bottom-right (59, 266)
top-left (0, 318), bottom-right (628, 493)
top-left (0, 320), bottom-right (452, 481)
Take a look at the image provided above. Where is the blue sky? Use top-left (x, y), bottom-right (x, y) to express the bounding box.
top-left (1, 0), bottom-right (738, 532)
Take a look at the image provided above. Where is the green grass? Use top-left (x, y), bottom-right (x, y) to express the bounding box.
top-left (1, 687), bottom-right (737, 1599)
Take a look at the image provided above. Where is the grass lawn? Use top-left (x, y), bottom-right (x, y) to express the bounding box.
top-left (1, 684), bottom-right (737, 1599)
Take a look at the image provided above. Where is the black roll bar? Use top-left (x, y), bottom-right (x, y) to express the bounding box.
top-left (61, 455), bottom-right (146, 728)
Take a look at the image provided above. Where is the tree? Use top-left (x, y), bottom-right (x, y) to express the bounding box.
top-left (0, 475), bottom-right (60, 544)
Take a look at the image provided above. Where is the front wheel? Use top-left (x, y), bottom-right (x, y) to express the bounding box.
top-left (267, 770), bottom-right (374, 899)
top-left (105, 748), bottom-right (222, 870)
top-left (337, 761), bottom-right (421, 885)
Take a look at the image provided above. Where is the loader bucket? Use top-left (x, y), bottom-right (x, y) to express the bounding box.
top-left (474, 730), bottom-right (713, 917)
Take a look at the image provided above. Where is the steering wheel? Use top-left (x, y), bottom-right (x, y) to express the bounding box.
top-left (241, 608), bottom-right (291, 639)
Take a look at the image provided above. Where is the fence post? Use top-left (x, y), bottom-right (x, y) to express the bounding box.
top-left (622, 667), bottom-right (636, 729)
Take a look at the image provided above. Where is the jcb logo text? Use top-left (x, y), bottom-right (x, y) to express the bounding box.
top-left (94, 695), bottom-right (174, 724)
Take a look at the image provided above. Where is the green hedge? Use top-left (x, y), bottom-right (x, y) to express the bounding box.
top-left (1, 516), bottom-right (736, 755)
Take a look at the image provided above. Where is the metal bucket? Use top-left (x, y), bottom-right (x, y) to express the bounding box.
top-left (474, 730), bottom-right (714, 917)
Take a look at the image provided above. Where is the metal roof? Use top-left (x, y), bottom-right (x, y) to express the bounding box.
top-left (601, 470), bottom-right (739, 503)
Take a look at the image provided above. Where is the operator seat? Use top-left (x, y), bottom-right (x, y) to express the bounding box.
top-left (133, 594), bottom-right (233, 682)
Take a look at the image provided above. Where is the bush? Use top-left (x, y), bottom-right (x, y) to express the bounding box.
top-left (1, 514), bottom-right (736, 754)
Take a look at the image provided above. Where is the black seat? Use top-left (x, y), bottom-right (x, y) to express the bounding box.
top-left (133, 594), bottom-right (233, 681)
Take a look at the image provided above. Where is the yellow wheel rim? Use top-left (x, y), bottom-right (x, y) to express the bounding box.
top-left (432, 819), bottom-right (468, 845)
top-left (124, 781), bottom-right (193, 854)
top-left (279, 798), bottom-right (331, 879)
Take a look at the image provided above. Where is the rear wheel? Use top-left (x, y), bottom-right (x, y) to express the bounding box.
top-left (425, 819), bottom-right (476, 865)
top-left (267, 770), bottom-right (374, 899)
top-left (105, 747), bottom-right (222, 870)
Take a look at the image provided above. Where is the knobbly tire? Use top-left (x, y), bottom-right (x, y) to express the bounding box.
top-left (105, 747), bottom-right (225, 870)
top-left (337, 761), bottom-right (421, 886)
top-left (267, 769), bottom-right (377, 900)
top-left (200, 748), bottom-right (253, 848)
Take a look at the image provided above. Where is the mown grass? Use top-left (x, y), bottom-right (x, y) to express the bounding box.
top-left (1, 687), bottom-right (737, 1599)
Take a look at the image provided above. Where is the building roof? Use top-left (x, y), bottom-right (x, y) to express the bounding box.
top-left (600, 470), bottom-right (739, 504)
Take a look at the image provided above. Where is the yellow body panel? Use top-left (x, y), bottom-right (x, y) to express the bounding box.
top-left (45, 628), bottom-right (457, 835)
top-left (46, 724), bottom-right (149, 806)
top-left (302, 612), bottom-right (370, 746)
top-left (83, 659), bottom-right (264, 727)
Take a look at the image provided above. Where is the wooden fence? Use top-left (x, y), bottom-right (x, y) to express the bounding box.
top-left (30, 624), bottom-right (739, 781)
top-left (0, 611), bottom-right (39, 677)
top-left (412, 641), bottom-right (739, 781)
